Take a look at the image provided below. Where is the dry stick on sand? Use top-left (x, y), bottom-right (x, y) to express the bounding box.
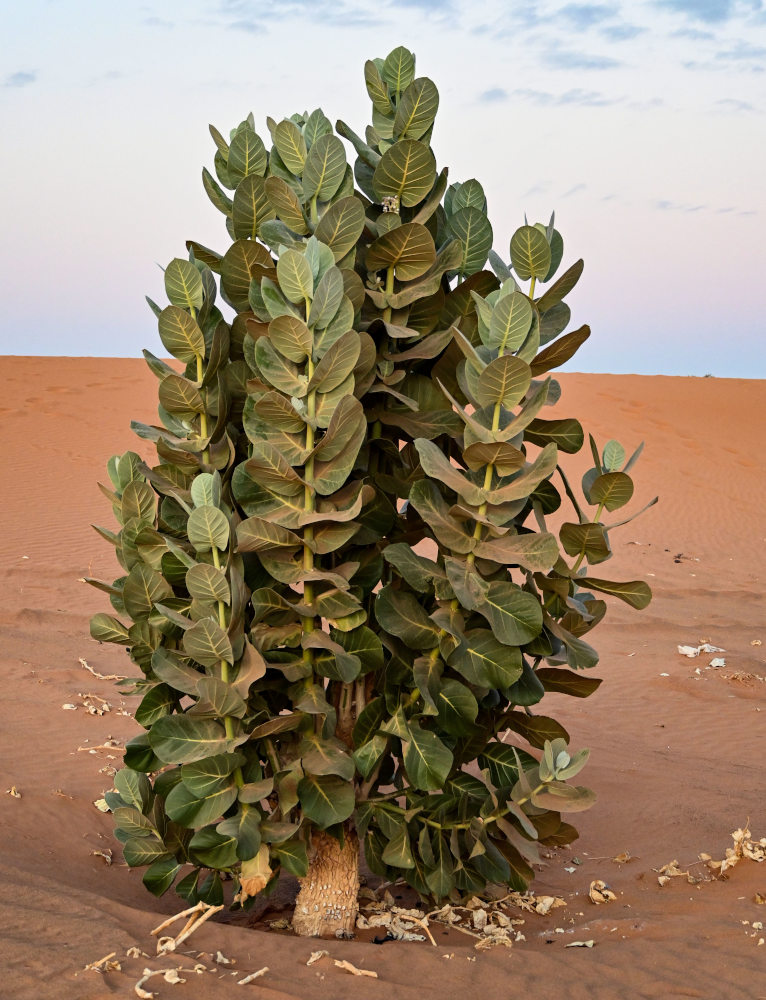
top-left (150, 902), bottom-right (224, 953)
top-left (79, 656), bottom-right (124, 681)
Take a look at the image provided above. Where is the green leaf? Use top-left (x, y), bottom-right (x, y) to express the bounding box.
top-left (485, 443), bottom-right (559, 505)
top-left (236, 516), bottom-right (302, 553)
top-left (187, 505), bottom-right (230, 553)
top-left (221, 239), bottom-right (274, 312)
top-left (408, 479), bottom-right (474, 554)
top-left (297, 774), bottom-right (355, 828)
top-left (589, 472), bottom-right (634, 512)
top-left (394, 76), bottom-right (439, 140)
top-left (449, 207), bottom-right (493, 276)
top-left (448, 630), bottom-right (522, 689)
top-left (254, 337), bottom-right (307, 396)
top-left (486, 292), bottom-right (533, 353)
top-left (307, 266), bottom-right (345, 330)
top-left (165, 779), bottom-right (238, 829)
top-left (202, 167), bottom-right (233, 216)
top-left (525, 417), bottom-right (584, 454)
top-left (382, 820), bottom-right (416, 869)
top-left (307, 329), bottom-right (359, 391)
top-left (135, 684), bottom-right (176, 727)
top-left (181, 752), bottom-right (246, 797)
top-left (414, 438), bottom-right (484, 506)
top-left (367, 222), bottom-right (436, 281)
top-left (602, 439), bottom-right (625, 472)
top-left (123, 838), bottom-right (169, 867)
top-left (383, 46), bottom-right (416, 93)
top-left (530, 324), bottom-right (590, 377)
top-left (375, 585), bottom-right (439, 649)
top-left (560, 522), bottom-right (611, 564)
top-left (158, 305), bottom-right (205, 362)
top-left (195, 676), bottom-right (247, 718)
top-left (158, 373), bottom-right (204, 418)
top-left (510, 226), bottom-right (551, 281)
top-left (578, 577), bottom-right (652, 610)
top-left (151, 648), bottom-right (203, 696)
top-left (505, 712), bottom-right (569, 750)
top-left (403, 722), bottom-right (453, 790)
top-left (183, 617), bottom-right (233, 666)
top-left (364, 59), bottom-right (393, 115)
top-left (537, 259), bottom-right (584, 312)
top-left (150, 716), bottom-right (233, 765)
top-left (228, 128), bottom-right (267, 184)
top-left (265, 175), bottom-right (309, 234)
top-left (537, 667), bottom-right (603, 698)
top-left (276, 248), bottom-right (314, 304)
top-left (383, 543), bottom-right (438, 593)
top-left (217, 807), bottom-right (262, 860)
top-left (273, 119), bottom-right (307, 175)
top-left (143, 857), bottom-right (181, 897)
top-left (372, 139), bottom-right (436, 208)
top-left (165, 259), bottom-right (203, 310)
top-left (300, 733), bottom-right (355, 780)
top-left (232, 174), bottom-right (274, 240)
top-left (475, 355), bottom-right (531, 408)
top-left (481, 582), bottom-right (543, 645)
top-left (315, 196), bottom-right (366, 261)
top-left (302, 134), bottom-right (347, 202)
top-left (185, 563), bottom-right (230, 604)
top-left (435, 679), bottom-right (478, 735)
top-left (531, 782), bottom-right (596, 813)
top-left (189, 826), bottom-right (239, 868)
top-left (90, 612), bottom-right (130, 644)
top-left (114, 768), bottom-right (152, 812)
top-left (335, 626), bottom-right (384, 675)
top-left (123, 563), bottom-right (173, 620)
top-left (272, 838), bottom-right (309, 876)
top-left (425, 832), bottom-right (454, 898)
top-left (474, 531), bottom-right (559, 572)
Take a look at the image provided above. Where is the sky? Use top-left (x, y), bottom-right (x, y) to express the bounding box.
top-left (1, 0), bottom-right (764, 377)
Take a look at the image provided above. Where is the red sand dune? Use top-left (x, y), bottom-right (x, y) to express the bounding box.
top-left (1, 357), bottom-right (764, 999)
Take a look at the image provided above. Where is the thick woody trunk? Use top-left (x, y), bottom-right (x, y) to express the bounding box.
top-left (292, 829), bottom-right (360, 937)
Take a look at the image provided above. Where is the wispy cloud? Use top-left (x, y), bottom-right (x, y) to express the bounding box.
top-left (143, 15), bottom-right (174, 28)
top-left (228, 18), bottom-right (265, 32)
top-left (557, 3), bottom-right (617, 29)
top-left (4, 70), bottom-right (37, 88)
top-left (512, 86), bottom-right (621, 107)
top-left (716, 96), bottom-right (758, 110)
top-left (656, 198), bottom-right (707, 211)
top-left (218, 0), bottom-right (383, 29)
top-left (601, 22), bottom-right (647, 39)
top-left (715, 39), bottom-right (766, 60)
top-left (543, 47), bottom-right (623, 69)
top-left (562, 182), bottom-right (587, 197)
top-left (670, 25), bottom-right (715, 37)
top-left (479, 87), bottom-right (508, 102)
top-left (656, 0), bottom-right (756, 23)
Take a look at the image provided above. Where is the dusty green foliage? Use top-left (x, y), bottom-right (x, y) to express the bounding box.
top-left (89, 45), bottom-right (655, 907)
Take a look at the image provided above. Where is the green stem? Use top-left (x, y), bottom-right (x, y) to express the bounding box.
top-left (570, 500), bottom-right (605, 575)
top-left (211, 544), bottom-right (243, 787)
top-left (529, 276), bottom-right (537, 299)
top-left (466, 400), bottom-right (502, 567)
top-left (309, 195), bottom-right (318, 226)
top-left (382, 265), bottom-right (395, 324)
top-left (303, 358), bottom-right (317, 664)
top-left (192, 309), bottom-right (210, 465)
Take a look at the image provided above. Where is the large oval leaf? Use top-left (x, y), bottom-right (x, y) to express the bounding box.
top-left (382, 46), bottom-right (416, 93)
top-left (481, 582), bottom-right (543, 645)
top-left (228, 128), bottom-right (267, 184)
top-left (366, 222), bottom-right (436, 281)
top-left (273, 120), bottom-right (307, 176)
top-left (487, 292), bottom-right (533, 353)
top-left (402, 722), bottom-right (453, 791)
top-left (220, 239), bottom-right (274, 313)
top-left (123, 563), bottom-right (173, 620)
top-left (449, 207), bottom-right (493, 276)
top-left (589, 472), bottom-right (634, 512)
top-left (276, 249), bottom-right (313, 305)
top-left (510, 225), bottom-right (551, 281)
top-left (187, 505), bottom-right (230, 553)
top-left (183, 616), bottom-right (233, 666)
top-left (302, 134), bottom-right (347, 202)
top-left (448, 630), bottom-right (523, 689)
top-left (165, 259), bottom-right (203, 311)
top-left (158, 306), bottom-right (205, 362)
top-left (265, 175), bottom-right (309, 235)
top-left (372, 139), bottom-right (436, 208)
top-left (232, 175), bottom-right (274, 240)
top-left (297, 774), bottom-right (355, 828)
top-left (475, 355), bottom-right (531, 408)
top-left (394, 77), bottom-right (439, 140)
top-left (149, 716), bottom-right (232, 764)
top-left (315, 196), bottom-right (366, 262)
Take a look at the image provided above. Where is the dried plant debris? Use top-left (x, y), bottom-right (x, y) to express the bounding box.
top-left (307, 950), bottom-right (330, 966)
top-left (565, 939), bottom-right (595, 948)
top-left (79, 656), bottom-right (124, 681)
top-left (612, 851), bottom-right (633, 864)
top-left (93, 797), bottom-right (110, 812)
top-left (90, 848), bottom-right (113, 865)
top-left (677, 643), bottom-right (725, 658)
top-left (150, 901), bottom-right (224, 954)
top-left (334, 959), bottom-right (378, 978)
top-left (356, 887), bottom-right (539, 950)
top-left (702, 825), bottom-right (766, 875)
top-left (134, 966), bottom-right (206, 997)
top-left (5, 786), bottom-right (21, 798)
top-left (84, 951), bottom-right (122, 973)
top-left (237, 967), bottom-right (269, 984)
top-left (588, 880), bottom-right (617, 904)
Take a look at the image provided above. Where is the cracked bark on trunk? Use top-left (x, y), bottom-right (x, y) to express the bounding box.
top-left (291, 829), bottom-right (360, 937)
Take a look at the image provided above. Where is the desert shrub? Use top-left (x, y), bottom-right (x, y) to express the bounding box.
top-left (89, 45), bottom-right (654, 935)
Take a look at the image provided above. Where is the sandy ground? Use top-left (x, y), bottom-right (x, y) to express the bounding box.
top-left (1, 357), bottom-right (765, 999)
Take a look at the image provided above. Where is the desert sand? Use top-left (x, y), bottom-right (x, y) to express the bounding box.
top-left (1, 356), bottom-right (764, 999)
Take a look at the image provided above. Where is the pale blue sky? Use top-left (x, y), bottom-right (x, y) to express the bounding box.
top-left (1, 0), bottom-right (764, 375)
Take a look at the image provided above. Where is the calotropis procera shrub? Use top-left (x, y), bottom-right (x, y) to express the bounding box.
top-left (89, 46), bottom-right (655, 938)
